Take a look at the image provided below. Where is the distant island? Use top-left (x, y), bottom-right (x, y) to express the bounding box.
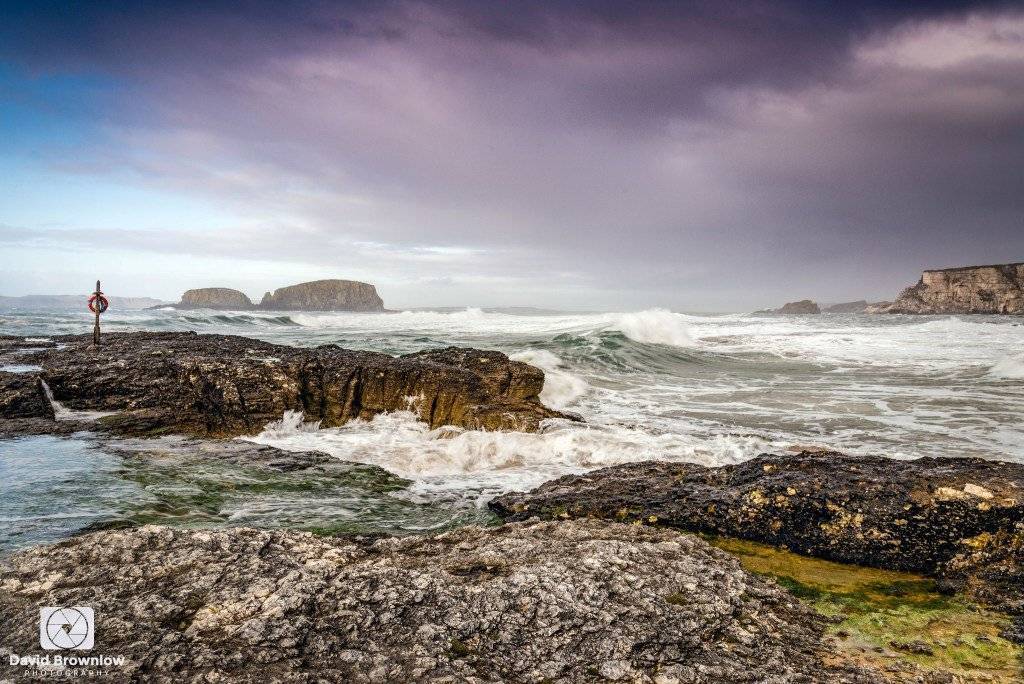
top-left (756, 299), bottom-right (877, 315)
top-left (761, 262), bottom-right (1023, 315)
top-left (0, 294), bottom-right (169, 310)
top-left (163, 279), bottom-right (386, 312)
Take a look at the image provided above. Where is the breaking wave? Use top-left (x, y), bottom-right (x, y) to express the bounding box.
top-left (509, 349), bottom-right (590, 409)
top-left (247, 410), bottom-right (772, 503)
top-left (605, 309), bottom-right (696, 347)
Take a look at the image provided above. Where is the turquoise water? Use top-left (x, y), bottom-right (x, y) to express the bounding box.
top-left (0, 434), bottom-right (492, 552)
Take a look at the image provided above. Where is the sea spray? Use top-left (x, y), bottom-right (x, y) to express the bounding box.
top-left (246, 410), bottom-right (773, 502)
top-left (509, 349), bottom-right (589, 409)
top-left (258, 410), bottom-right (322, 436)
top-left (607, 309), bottom-right (696, 347)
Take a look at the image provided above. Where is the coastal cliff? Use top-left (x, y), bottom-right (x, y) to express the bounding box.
top-left (871, 263), bottom-right (1024, 315)
top-left (260, 279), bottom-right (384, 312)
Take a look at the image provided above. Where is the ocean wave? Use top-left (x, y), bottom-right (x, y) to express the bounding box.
top-left (605, 309), bottom-right (696, 347)
top-left (509, 349), bottom-right (590, 409)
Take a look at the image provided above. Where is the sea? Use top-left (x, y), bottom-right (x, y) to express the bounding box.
top-left (1, 306), bottom-right (1022, 550)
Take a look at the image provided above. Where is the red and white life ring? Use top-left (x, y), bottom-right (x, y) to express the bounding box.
top-left (88, 294), bottom-right (109, 314)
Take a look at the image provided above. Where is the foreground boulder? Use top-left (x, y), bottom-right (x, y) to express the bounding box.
top-left (259, 279), bottom-right (384, 312)
top-left (870, 262), bottom-right (1024, 314)
top-left (491, 451), bottom-right (1024, 613)
top-left (0, 332), bottom-right (570, 437)
top-left (173, 287), bottom-right (254, 310)
top-left (0, 520), bottom-right (876, 683)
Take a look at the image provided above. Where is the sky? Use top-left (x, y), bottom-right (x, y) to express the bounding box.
top-left (1, 0), bottom-right (1022, 311)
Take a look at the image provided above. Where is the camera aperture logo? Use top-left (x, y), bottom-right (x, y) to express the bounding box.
top-left (9, 607), bottom-right (125, 676)
top-left (40, 607), bottom-right (94, 650)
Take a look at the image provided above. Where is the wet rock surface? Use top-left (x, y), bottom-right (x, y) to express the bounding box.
top-left (491, 451), bottom-right (1024, 614)
top-left (1, 337), bottom-right (58, 429)
top-left (0, 332), bottom-right (571, 437)
top-left (0, 520), bottom-right (877, 683)
top-left (0, 373), bottom-right (53, 420)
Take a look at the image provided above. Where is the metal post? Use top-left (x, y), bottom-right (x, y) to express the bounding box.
top-left (93, 280), bottom-right (101, 346)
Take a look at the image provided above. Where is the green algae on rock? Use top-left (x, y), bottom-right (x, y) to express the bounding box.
top-left (490, 451), bottom-right (1024, 618)
top-left (709, 536), bottom-right (1022, 683)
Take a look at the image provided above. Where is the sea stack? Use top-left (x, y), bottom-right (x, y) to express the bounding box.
top-left (175, 288), bottom-right (254, 310)
top-left (259, 279), bottom-right (384, 312)
top-left (777, 300), bottom-right (821, 314)
top-left (871, 263), bottom-right (1024, 314)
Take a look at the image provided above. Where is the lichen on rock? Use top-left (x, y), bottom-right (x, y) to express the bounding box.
top-left (490, 451), bottom-right (1024, 618)
top-left (0, 520), bottom-right (879, 682)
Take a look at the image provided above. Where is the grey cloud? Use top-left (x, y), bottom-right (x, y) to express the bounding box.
top-left (1, 2), bottom-right (1022, 309)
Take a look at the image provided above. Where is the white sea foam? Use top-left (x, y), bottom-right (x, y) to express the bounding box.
top-left (509, 349), bottom-right (590, 409)
top-left (989, 354), bottom-right (1024, 379)
top-left (606, 309), bottom-right (695, 347)
top-left (247, 410), bottom-right (773, 501)
top-left (10, 306), bottom-right (1024, 479)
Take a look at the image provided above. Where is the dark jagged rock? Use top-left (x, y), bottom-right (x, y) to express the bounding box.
top-left (490, 451), bottom-right (1024, 614)
top-left (1002, 616), bottom-right (1024, 644)
top-left (0, 332), bottom-right (571, 437)
top-left (0, 417), bottom-right (91, 438)
top-left (0, 337), bottom-right (57, 424)
top-left (259, 279), bottom-right (384, 312)
top-left (0, 374), bottom-right (53, 420)
top-left (871, 262), bottom-right (1024, 314)
top-left (0, 520), bottom-right (878, 683)
top-left (173, 287), bottom-right (254, 310)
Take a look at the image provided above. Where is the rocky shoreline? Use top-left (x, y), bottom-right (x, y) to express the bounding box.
top-left (491, 452), bottom-right (1024, 623)
top-left (0, 332), bottom-right (573, 438)
top-left (0, 520), bottom-right (884, 683)
top-left (1, 331), bottom-right (1022, 681)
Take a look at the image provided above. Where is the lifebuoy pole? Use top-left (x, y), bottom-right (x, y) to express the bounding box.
top-left (93, 280), bottom-right (101, 346)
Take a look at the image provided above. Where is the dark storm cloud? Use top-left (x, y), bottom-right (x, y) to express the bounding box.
top-left (1, 0), bottom-right (1022, 308)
